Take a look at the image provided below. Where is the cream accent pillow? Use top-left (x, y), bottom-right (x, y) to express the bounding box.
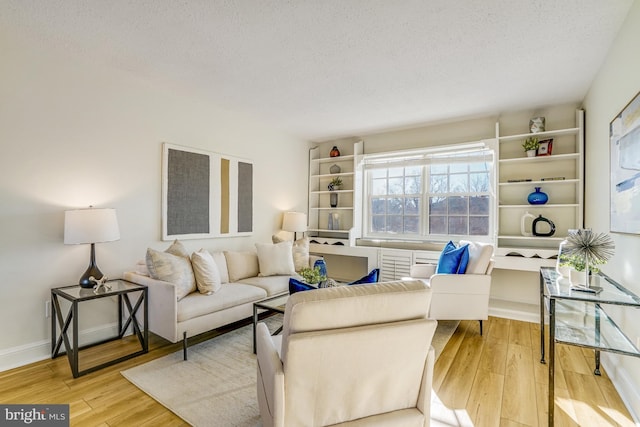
top-left (146, 248), bottom-right (196, 300)
top-left (224, 251), bottom-right (260, 282)
top-left (292, 237), bottom-right (310, 272)
top-left (459, 240), bottom-right (493, 274)
top-left (166, 239), bottom-right (189, 258)
top-left (191, 249), bottom-right (222, 295)
top-left (256, 241), bottom-right (296, 277)
top-left (211, 251), bottom-right (230, 284)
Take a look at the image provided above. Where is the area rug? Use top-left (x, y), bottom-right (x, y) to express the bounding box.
top-left (121, 316), bottom-right (459, 427)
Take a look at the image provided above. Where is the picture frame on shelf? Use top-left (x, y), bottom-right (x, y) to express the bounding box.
top-left (537, 139), bottom-right (553, 156)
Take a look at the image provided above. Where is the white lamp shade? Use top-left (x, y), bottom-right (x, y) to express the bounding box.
top-left (282, 212), bottom-right (307, 233)
top-left (64, 208), bottom-right (120, 244)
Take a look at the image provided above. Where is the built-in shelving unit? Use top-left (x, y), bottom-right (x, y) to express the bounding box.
top-left (495, 110), bottom-right (584, 265)
top-left (308, 140), bottom-right (363, 245)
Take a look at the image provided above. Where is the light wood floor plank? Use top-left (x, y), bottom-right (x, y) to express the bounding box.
top-left (466, 368), bottom-right (503, 427)
top-left (502, 343), bottom-right (538, 425)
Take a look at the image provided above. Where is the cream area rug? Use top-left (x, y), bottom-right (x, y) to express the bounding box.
top-left (121, 316), bottom-right (459, 427)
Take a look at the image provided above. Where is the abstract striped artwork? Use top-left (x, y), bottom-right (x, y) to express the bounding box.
top-left (162, 143), bottom-right (253, 240)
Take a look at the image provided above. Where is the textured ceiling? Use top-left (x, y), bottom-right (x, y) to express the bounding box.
top-left (2, 0), bottom-right (634, 140)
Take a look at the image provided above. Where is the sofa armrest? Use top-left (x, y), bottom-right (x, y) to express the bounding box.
top-left (417, 346), bottom-right (435, 420)
top-left (410, 263), bottom-right (436, 279)
top-left (123, 272), bottom-right (179, 343)
top-left (429, 273), bottom-right (491, 295)
top-left (256, 322), bottom-right (285, 427)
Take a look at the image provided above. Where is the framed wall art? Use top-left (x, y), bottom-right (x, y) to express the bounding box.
top-left (162, 143), bottom-right (253, 240)
top-left (610, 90), bottom-right (640, 234)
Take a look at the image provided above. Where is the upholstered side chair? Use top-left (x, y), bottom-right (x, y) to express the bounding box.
top-left (410, 240), bottom-right (494, 335)
top-left (256, 280), bottom-right (437, 427)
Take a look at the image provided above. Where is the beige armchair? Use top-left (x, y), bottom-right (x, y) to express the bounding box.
top-left (410, 240), bottom-right (494, 335)
top-left (256, 280), bottom-right (437, 427)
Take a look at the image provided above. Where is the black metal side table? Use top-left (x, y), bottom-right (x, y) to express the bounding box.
top-left (51, 279), bottom-right (148, 378)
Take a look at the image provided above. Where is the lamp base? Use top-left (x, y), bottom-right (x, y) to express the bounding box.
top-left (78, 243), bottom-right (104, 288)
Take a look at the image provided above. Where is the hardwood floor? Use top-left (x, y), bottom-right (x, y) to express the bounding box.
top-left (0, 317), bottom-right (635, 426)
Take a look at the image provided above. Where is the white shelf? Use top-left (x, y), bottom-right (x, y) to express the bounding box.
top-left (499, 204), bottom-right (579, 208)
top-left (311, 207), bottom-right (353, 211)
top-left (499, 179), bottom-right (579, 186)
top-left (309, 228), bottom-right (349, 234)
top-left (498, 235), bottom-right (566, 241)
top-left (310, 172), bottom-right (354, 179)
top-left (311, 155), bottom-right (355, 164)
top-left (310, 189), bottom-right (354, 195)
top-left (499, 153), bottom-right (579, 164)
top-left (498, 127), bottom-right (579, 142)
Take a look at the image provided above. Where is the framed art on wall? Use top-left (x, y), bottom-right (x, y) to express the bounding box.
top-left (162, 143), bottom-right (253, 240)
top-left (610, 90), bottom-right (640, 234)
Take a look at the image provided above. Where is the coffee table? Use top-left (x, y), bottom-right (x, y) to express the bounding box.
top-left (253, 293), bottom-right (289, 353)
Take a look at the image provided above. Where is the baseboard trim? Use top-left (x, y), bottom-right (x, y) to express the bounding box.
top-left (601, 353), bottom-right (640, 424)
top-left (0, 322), bottom-right (120, 373)
top-left (489, 298), bottom-right (539, 323)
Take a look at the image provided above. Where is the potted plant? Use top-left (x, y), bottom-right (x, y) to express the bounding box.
top-left (558, 254), bottom-right (602, 286)
top-left (328, 176), bottom-right (343, 191)
top-left (522, 137), bottom-right (539, 157)
top-left (299, 266), bottom-right (327, 285)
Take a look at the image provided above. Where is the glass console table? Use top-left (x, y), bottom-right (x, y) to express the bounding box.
top-left (539, 267), bottom-right (640, 425)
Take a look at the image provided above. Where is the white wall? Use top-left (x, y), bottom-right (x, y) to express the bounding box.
top-left (0, 25), bottom-right (308, 370)
top-left (583, 0), bottom-right (640, 419)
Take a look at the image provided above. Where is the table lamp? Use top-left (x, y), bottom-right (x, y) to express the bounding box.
top-left (282, 211), bottom-right (307, 241)
top-left (64, 207), bottom-right (120, 288)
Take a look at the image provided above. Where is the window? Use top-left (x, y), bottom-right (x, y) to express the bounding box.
top-left (363, 143), bottom-right (494, 241)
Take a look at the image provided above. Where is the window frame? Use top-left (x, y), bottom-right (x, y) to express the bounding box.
top-left (361, 141), bottom-right (496, 243)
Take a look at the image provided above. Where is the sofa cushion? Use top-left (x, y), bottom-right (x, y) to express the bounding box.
top-left (224, 250), bottom-right (260, 282)
top-left (210, 251), bottom-right (230, 284)
top-left (177, 283), bottom-right (267, 322)
top-left (191, 249), bottom-right (222, 295)
top-left (240, 275), bottom-right (291, 296)
top-left (146, 248), bottom-right (196, 301)
top-left (459, 240), bottom-right (493, 274)
top-left (256, 241), bottom-right (296, 276)
top-left (166, 239), bottom-right (190, 258)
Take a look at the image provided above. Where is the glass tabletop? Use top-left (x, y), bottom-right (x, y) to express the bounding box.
top-left (541, 267), bottom-right (640, 307)
top-left (254, 294), bottom-right (289, 312)
top-left (52, 280), bottom-right (145, 301)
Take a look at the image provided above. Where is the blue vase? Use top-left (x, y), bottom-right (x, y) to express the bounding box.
top-left (528, 187), bottom-right (548, 205)
top-left (314, 259), bottom-right (327, 278)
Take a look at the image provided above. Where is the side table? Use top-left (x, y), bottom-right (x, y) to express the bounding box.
top-left (51, 279), bottom-right (148, 378)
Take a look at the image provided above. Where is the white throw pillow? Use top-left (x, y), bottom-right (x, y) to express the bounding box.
top-left (166, 239), bottom-right (190, 258)
top-left (459, 240), bottom-right (493, 274)
top-left (292, 237), bottom-right (310, 272)
top-left (210, 251), bottom-right (230, 284)
top-left (191, 249), bottom-right (222, 295)
top-left (146, 248), bottom-right (196, 300)
top-left (256, 241), bottom-right (296, 277)
top-left (224, 250), bottom-right (260, 282)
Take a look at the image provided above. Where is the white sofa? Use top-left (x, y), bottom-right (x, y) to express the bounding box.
top-left (256, 279), bottom-right (437, 426)
top-left (124, 240), bottom-right (319, 359)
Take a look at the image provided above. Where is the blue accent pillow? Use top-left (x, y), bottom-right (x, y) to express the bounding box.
top-left (289, 278), bottom-right (318, 294)
top-left (347, 269), bottom-right (380, 285)
top-left (436, 241), bottom-right (470, 274)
